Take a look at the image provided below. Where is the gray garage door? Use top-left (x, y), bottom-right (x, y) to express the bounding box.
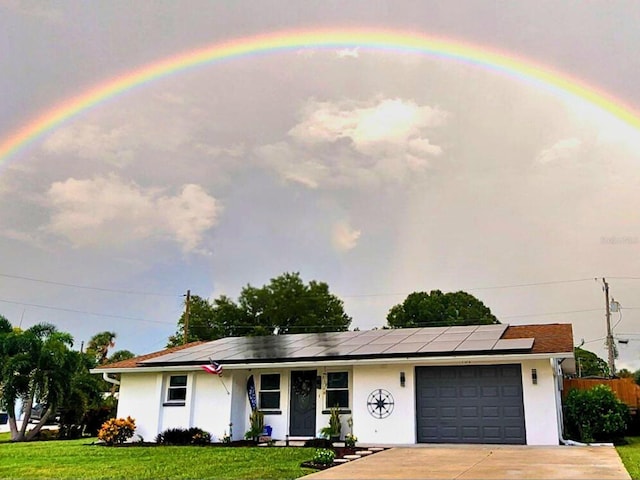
top-left (416, 364), bottom-right (526, 444)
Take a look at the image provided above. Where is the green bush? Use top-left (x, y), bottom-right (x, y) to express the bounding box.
top-left (313, 448), bottom-right (335, 465)
top-left (155, 427), bottom-right (211, 445)
top-left (564, 384), bottom-right (630, 443)
top-left (304, 438), bottom-right (333, 448)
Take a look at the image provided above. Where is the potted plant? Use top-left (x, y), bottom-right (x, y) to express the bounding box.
top-left (320, 406), bottom-right (341, 441)
top-left (244, 410), bottom-right (264, 442)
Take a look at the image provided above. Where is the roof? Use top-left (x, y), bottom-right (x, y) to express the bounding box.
top-left (502, 324), bottom-right (574, 354)
top-left (99, 323), bottom-right (573, 370)
top-left (98, 341), bottom-right (205, 369)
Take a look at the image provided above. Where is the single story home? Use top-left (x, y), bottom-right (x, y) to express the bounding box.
top-left (94, 323), bottom-right (575, 445)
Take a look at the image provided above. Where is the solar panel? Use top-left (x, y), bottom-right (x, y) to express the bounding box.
top-left (139, 324), bottom-right (536, 365)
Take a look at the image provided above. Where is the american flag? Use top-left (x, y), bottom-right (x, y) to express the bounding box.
top-left (201, 361), bottom-right (223, 376)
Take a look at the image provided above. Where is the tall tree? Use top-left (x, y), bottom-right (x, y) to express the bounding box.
top-left (575, 347), bottom-right (609, 377)
top-left (86, 331), bottom-right (116, 365)
top-left (0, 322), bottom-right (77, 441)
top-left (168, 295), bottom-right (246, 346)
top-left (168, 272), bottom-right (351, 346)
top-left (387, 290), bottom-right (499, 328)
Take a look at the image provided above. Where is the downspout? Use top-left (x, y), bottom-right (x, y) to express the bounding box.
top-left (102, 372), bottom-right (120, 386)
top-left (556, 358), bottom-right (612, 447)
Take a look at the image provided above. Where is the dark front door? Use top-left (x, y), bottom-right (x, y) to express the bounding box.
top-left (289, 370), bottom-right (317, 436)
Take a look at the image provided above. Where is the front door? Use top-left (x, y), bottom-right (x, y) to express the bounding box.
top-left (289, 370), bottom-right (317, 436)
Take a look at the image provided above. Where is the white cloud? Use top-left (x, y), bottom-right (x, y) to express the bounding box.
top-left (336, 47), bottom-right (359, 58)
top-left (535, 138), bottom-right (582, 164)
top-left (258, 97), bottom-right (448, 189)
top-left (43, 124), bottom-right (135, 166)
top-left (45, 175), bottom-right (220, 252)
top-left (332, 220), bottom-right (361, 252)
top-left (289, 98), bottom-right (447, 151)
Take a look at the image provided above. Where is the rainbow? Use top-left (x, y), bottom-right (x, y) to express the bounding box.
top-left (2, 27), bottom-right (639, 165)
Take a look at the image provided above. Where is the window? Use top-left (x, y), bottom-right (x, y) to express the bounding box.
top-left (167, 375), bottom-right (187, 403)
top-left (326, 372), bottom-right (349, 408)
top-left (259, 374), bottom-right (281, 410)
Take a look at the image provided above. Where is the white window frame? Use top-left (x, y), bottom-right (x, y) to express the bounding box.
top-left (325, 371), bottom-right (349, 409)
top-left (259, 373), bottom-right (281, 411)
top-left (166, 374), bottom-right (188, 404)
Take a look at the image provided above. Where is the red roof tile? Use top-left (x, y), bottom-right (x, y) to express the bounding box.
top-left (96, 341), bottom-right (205, 369)
top-left (502, 324), bottom-right (573, 354)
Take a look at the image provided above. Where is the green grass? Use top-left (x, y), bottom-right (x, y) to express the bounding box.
top-left (617, 437), bottom-right (640, 480)
top-left (0, 438), bottom-right (316, 479)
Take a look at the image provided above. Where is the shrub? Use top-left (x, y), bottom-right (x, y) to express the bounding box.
top-left (313, 448), bottom-right (336, 465)
top-left (345, 433), bottom-right (357, 447)
top-left (155, 427), bottom-right (211, 445)
top-left (98, 417), bottom-right (136, 445)
top-left (304, 437), bottom-right (333, 448)
top-left (564, 384), bottom-right (630, 443)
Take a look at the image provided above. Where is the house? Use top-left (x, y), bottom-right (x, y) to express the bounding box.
top-left (94, 323), bottom-right (575, 445)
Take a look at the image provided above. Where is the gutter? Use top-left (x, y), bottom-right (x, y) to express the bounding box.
top-left (102, 372), bottom-right (120, 386)
top-left (92, 351), bottom-right (574, 375)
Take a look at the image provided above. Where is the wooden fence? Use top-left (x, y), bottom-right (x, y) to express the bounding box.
top-left (563, 377), bottom-right (640, 410)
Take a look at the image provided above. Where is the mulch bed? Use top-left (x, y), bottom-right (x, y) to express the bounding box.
top-left (301, 446), bottom-right (383, 470)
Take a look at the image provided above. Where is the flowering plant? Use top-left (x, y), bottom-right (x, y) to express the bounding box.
top-left (98, 417), bottom-right (136, 445)
top-left (313, 448), bottom-right (336, 465)
top-left (345, 433), bottom-right (357, 447)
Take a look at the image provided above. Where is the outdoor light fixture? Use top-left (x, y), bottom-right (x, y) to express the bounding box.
top-left (316, 376), bottom-right (322, 389)
top-left (531, 368), bottom-right (538, 385)
top-left (400, 371), bottom-right (406, 387)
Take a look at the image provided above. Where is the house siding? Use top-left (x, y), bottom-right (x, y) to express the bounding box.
top-left (116, 358), bottom-right (562, 445)
top-left (117, 373), bottom-right (162, 442)
top-left (520, 358), bottom-right (560, 445)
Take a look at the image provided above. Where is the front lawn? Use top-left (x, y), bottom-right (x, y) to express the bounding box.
top-left (0, 438), bottom-right (316, 479)
top-left (617, 437), bottom-right (640, 480)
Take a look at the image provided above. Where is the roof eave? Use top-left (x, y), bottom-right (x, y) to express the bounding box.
top-left (92, 350), bottom-right (574, 374)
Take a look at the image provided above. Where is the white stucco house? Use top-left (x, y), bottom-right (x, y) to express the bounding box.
top-left (94, 323), bottom-right (575, 445)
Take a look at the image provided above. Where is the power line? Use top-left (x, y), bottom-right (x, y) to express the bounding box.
top-left (0, 272), bottom-right (179, 297)
top-left (0, 298), bottom-right (174, 325)
top-left (501, 308), bottom-right (601, 319)
top-left (341, 278), bottom-right (595, 298)
top-left (466, 278), bottom-right (594, 291)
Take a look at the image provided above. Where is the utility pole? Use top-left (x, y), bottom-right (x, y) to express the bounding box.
top-left (184, 289), bottom-right (191, 345)
top-left (602, 278), bottom-right (615, 377)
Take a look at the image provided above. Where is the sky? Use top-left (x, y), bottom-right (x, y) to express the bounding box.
top-left (1, 1), bottom-right (639, 369)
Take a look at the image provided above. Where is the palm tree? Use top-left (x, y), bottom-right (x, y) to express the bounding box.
top-left (86, 331), bottom-right (116, 365)
top-left (0, 323), bottom-right (76, 441)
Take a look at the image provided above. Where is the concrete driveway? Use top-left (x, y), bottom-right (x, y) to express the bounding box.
top-left (303, 445), bottom-right (630, 479)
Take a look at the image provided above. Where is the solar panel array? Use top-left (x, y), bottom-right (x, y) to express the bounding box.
top-left (141, 324), bottom-right (534, 365)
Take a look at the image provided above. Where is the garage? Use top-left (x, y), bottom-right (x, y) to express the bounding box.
top-left (416, 364), bottom-right (526, 444)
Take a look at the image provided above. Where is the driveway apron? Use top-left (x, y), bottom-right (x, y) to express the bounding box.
top-left (303, 445), bottom-right (630, 479)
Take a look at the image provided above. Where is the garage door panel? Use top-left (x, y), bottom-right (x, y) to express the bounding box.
top-left (461, 406), bottom-right (478, 417)
top-left (416, 365), bottom-right (525, 444)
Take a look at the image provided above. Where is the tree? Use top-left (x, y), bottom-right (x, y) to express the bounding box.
top-left (617, 368), bottom-right (633, 379)
top-left (0, 322), bottom-right (78, 441)
top-left (574, 347), bottom-right (609, 377)
top-left (86, 331), bottom-right (116, 365)
top-left (107, 350), bottom-right (136, 364)
top-left (386, 290), bottom-right (499, 328)
top-left (168, 295), bottom-right (245, 346)
top-left (168, 272), bottom-right (351, 346)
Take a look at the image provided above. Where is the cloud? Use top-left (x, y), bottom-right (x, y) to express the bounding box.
top-left (289, 98), bottom-right (447, 150)
top-left (43, 124), bottom-right (135, 166)
top-left (535, 138), bottom-right (582, 164)
top-left (336, 47), bottom-right (359, 58)
top-left (257, 97), bottom-right (448, 188)
top-left (332, 220), bottom-right (361, 252)
top-left (45, 175), bottom-right (220, 252)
